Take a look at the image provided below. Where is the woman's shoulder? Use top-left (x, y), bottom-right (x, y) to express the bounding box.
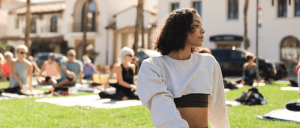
top-left (193, 53), bottom-right (216, 64)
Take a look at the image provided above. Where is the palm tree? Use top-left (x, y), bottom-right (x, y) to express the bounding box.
top-left (133, 0), bottom-right (143, 57)
top-left (140, 0), bottom-right (145, 49)
top-left (0, 0), bottom-right (2, 9)
top-left (82, 0), bottom-right (90, 61)
top-left (25, 0), bottom-right (31, 55)
top-left (244, 0), bottom-right (249, 50)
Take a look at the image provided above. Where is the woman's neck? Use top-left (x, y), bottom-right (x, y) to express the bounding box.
top-left (123, 62), bottom-right (131, 67)
top-left (18, 58), bottom-right (24, 63)
top-left (167, 46), bottom-right (192, 60)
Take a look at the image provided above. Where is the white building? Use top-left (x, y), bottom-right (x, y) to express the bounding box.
top-left (63, 0), bottom-right (157, 65)
top-left (0, 0), bottom-right (158, 66)
top-left (157, 0), bottom-right (300, 73)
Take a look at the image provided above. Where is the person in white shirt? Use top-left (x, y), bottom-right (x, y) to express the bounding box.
top-left (137, 8), bottom-right (229, 128)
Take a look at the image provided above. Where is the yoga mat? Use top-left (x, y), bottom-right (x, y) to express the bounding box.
top-left (0, 90), bottom-right (49, 101)
top-left (224, 89), bottom-right (230, 92)
top-left (36, 95), bottom-right (142, 109)
top-left (226, 101), bottom-right (241, 107)
top-left (256, 109), bottom-right (300, 123)
top-left (281, 87), bottom-right (299, 91)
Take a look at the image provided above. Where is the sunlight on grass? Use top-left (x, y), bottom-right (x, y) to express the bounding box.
top-left (1, 81), bottom-right (300, 127)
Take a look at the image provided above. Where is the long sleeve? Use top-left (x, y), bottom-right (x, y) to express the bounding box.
top-left (137, 60), bottom-right (189, 128)
top-left (208, 59), bottom-right (230, 128)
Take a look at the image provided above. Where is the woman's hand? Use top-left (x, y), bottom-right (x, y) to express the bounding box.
top-left (298, 91), bottom-right (300, 95)
top-left (130, 84), bottom-right (136, 90)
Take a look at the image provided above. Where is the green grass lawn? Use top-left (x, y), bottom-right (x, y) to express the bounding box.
top-left (0, 81), bottom-right (300, 127)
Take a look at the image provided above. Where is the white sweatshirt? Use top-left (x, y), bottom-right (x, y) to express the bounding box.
top-left (137, 53), bottom-right (230, 128)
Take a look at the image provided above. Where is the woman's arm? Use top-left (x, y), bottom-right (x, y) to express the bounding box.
top-left (27, 62), bottom-right (33, 89)
top-left (208, 59), bottom-right (230, 128)
top-left (137, 60), bottom-right (188, 128)
top-left (116, 65), bottom-right (135, 89)
top-left (39, 62), bottom-right (46, 77)
top-left (56, 62), bottom-right (61, 75)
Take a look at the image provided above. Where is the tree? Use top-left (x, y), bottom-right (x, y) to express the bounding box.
top-left (244, 0), bottom-right (249, 50)
top-left (25, 0), bottom-right (31, 55)
top-left (0, 0), bottom-right (2, 9)
top-left (140, 0), bottom-right (145, 49)
top-left (133, 0), bottom-right (144, 57)
top-left (82, 0), bottom-right (90, 61)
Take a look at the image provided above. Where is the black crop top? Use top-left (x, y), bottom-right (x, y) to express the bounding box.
top-left (174, 94), bottom-right (209, 108)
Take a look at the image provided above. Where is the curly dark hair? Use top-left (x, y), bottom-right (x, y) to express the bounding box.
top-left (153, 8), bottom-right (198, 55)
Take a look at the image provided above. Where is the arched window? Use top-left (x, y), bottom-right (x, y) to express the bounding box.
top-left (81, 0), bottom-right (96, 32)
top-left (50, 16), bottom-right (58, 32)
top-left (280, 36), bottom-right (300, 74)
top-left (31, 18), bottom-right (36, 33)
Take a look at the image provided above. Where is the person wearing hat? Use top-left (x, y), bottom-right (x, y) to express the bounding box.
top-left (83, 58), bottom-right (98, 80)
top-left (37, 53), bottom-right (61, 85)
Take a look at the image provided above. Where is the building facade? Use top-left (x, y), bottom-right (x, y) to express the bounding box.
top-left (157, 0), bottom-right (300, 74)
top-left (0, 0), bottom-right (158, 66)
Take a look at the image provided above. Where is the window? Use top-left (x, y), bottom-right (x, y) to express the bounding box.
top-left (278, 0), bottom-right (287, 17)
top-left (193, 1), bottom-right (202, 17)
top-left (280, 36), bottom-right (300, 74)
top-left (31, 18), bottom-right (36, 33)
top-left (50, 16), bottom-right (58, 32)
top-left (228, 0), bottom-right (239, 19)
top-left (171, 3), bottom-right (180, 11)
top-left (296, 0), bottom-right (300, 16)
top-left (81, 0), bottom-right (96, 32)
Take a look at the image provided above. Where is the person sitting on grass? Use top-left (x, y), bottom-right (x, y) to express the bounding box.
top-left (0, 45), bottom-right (33, 95)
top-left (1, 51), bottom-right (15, 81)
top-left (0, 53), bottom-right (7, 81)
top-left (37, 53), bottom-right (61, 85)
top-left (49, 49), bottom-right (83, 88)
top-left (83, 58), bottom-right (98, 80)
top-left (28, 56), bottom-right (40, 76)
top-left (241, 52), bottom-right (259, 86)
top-left (99, 47), bottom-right (139, 100)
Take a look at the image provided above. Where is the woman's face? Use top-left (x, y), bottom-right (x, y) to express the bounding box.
top-left (17, 48), bottom-right (28, 59)
top-left (248, 59), bottom-right (254, 64)
top-left (124, 54), bottom-right (133, 63)
top-left (186, 13), bottom-right (205, 47)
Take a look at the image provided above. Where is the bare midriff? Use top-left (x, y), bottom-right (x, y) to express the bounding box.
top-left (177, 107), bottom-right (208, 128)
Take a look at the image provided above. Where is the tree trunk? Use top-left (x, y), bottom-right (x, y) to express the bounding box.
top-left (0, 0), bottom-right (2, 9)
top-left (140, 0), bottom-right (145, 49)
top-left (133, 0), bottom-right (143, 57)
top-left (244, 0), bottom-right (249, 50)
top-left (25, 0), bottom-right (31, 55)
top-left (82, 0), bottom-right (90, 61)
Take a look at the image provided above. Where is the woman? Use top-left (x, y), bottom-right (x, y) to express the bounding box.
top-left (0, 53), bottom-right (6, 81)
top-left (37, 53), bottom-right (60, 85)
top-left (137, 8), bottom-right (229, 128)
top-left (241, 53), bottom-right (259, 86)
top-left (0, 45), bottom-right (33, 95)
top-left (83, 58), bottom-right (97, 80)
top-left (99, 47), bottom-right (139, 100)
top-left (297, 58), bottom-right (300, 94)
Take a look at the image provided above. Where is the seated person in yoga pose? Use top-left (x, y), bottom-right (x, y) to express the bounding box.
top-left (83, 58), bottom-right (98, 80)
top-left (1, 51), bottom-right (15, 81)
top-left (99, 47), bottom-right (139, 100)
top-left (37, 53), bottom-right (61, 85)
top-left (137, 8), bottom-right (229, 128)
top-left (0, 45), bottom-right (33, 95)
top-left (241, 53), bottom-right (259, 86)
top-left (49, 49), bottom-right (83, 88)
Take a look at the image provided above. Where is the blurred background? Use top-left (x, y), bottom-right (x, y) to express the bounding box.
top-left (0, 0), bottom-right (299, 79)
